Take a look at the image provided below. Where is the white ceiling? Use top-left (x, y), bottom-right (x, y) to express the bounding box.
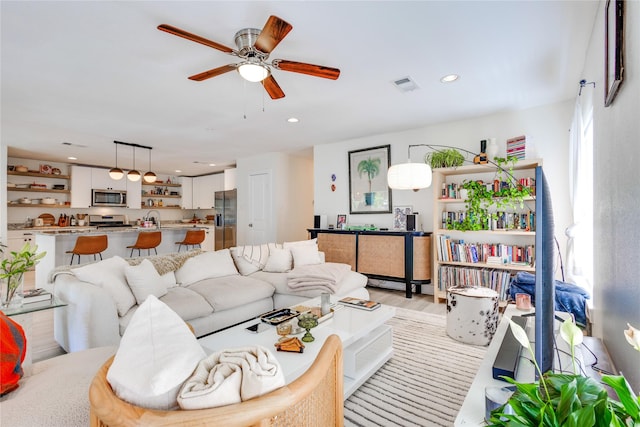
top-left (1, 1), bottom-right (599, 176)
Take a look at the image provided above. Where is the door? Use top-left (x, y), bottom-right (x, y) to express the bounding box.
top-left (248, 171), bottom-right (272, 245)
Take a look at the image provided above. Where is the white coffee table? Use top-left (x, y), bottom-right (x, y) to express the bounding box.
top-left (198, 296), bottom-right (395, 399)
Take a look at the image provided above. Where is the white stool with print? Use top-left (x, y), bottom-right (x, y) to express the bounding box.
top-left (446, 286), bottom-right (500, 346)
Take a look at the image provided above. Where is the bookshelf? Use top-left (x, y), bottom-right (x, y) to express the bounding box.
top-left (432, 159), bottom-right (541, 303)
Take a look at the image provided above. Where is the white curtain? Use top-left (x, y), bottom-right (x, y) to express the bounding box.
top-left (566, 97), bottom-right (593, 296)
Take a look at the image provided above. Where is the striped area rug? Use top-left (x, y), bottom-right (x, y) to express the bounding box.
top-left (344, 307), bottom-right (487, 426)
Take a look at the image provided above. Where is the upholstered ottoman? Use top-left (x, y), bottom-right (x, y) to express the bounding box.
top-left (446, 286), bottom-right (499, 346)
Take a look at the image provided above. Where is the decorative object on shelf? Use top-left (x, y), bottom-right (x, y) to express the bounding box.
top-left (15, 165), bottom-right (28, 173)
top-left (51, 167), bottom-right (61, 175)
top-left (39, 164), bottom-right (52, 174)
top-left (297, 313), bottom-right (319, 342)
top-left (426, 148), bottom-right (465, 169)
top-left (331, 184), bottom-right (336, 192)
top-left (348, 145), bottom-right (392, 214)
top-left (488, 318), bottom-right (640, 426)
top-left (473, 140), bottom-right (488, 165)
top-left (604, 0), bottom-right (624, 107)
top-left (1, 243), bottom-right (46, 308)
top-left (486, 137), bottom-right (499, 160)
top-left (393, 205), bottom-right (412, 230)
top-left (331, 173), bottom-right (336, 182)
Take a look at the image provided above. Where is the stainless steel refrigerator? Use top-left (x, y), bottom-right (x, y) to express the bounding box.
top-left (214, 189), bottom-right (237, 250)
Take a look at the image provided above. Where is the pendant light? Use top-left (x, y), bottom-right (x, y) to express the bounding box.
top-left (143, 148), bottom-right (157, 183)
top-left (109, 142), bottom-right (124, 180)
top-left (127, 146), bottom-right (141, 182)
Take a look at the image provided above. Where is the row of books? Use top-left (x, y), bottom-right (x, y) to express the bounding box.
top-left (441, 210), bottom-right (536, 231)
top-left (437, 265), bottom-right (513, 301)
top-left (439, 177), bottom-right (535, 200)
top-left (20, 288), bottom-right (53, 304)
top-left (507, 135), bottom-right (527, 160)
top-left (437, 234), bottom-right (535, 266)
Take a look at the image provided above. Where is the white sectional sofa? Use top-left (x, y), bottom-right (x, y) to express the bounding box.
top-left (50, 240), bottom-right (369, 352)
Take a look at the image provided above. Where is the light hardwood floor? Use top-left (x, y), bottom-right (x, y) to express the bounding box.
top-left (22, 273), bottom-right (445, 362)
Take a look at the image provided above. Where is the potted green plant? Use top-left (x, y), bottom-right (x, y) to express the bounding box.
top-left (357, 157), bottom-right (381, 205)
top-left (1, 242), bottom-right (46, 308)
top-left (425, 148), bottom-right (465, 168)
top-left (489, 318), bottom-right (640, 426)
top-left (448, 156), bottom-right (532, 231)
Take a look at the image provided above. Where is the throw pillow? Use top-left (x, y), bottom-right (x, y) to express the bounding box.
top-left (175, 249), bottom-right (239, 286)
top-left (73, 256), bottom-right (136, 316)
top-left (290, 245), bottom-right (322, 267)
top-left (0, 312), bottom-right (26, 396)
top-left (282, 238), bottom-right (317, 249)
top-left (262, 248), bottom-right (292, 273)
top-left (161, 271), bottom-right (178, 288)
top-left (106, 295), bottom-right (206, 410)
top-left (230, 244), bottom-right (282, 274)
top-left (125, 259), bottom-right (169, 305)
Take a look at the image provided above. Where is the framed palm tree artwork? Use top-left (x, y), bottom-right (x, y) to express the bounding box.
top-left (348, 145), bottom-right (392, 214)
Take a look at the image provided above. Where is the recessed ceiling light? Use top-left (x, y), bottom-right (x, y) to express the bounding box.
top-left (209, 163), bottom-right (216, 167)
top-left (440, 74), bottom-right (459, 83)
top-left (67, 156), bottom-right (77, 160)
top-left (287, 117), bottom-right (299, 123)
top-left (175, 169), bottom-right (182, 173)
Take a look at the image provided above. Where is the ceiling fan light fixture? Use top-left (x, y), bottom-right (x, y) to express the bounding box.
top-left (238, 62), bottom-right (269, 82)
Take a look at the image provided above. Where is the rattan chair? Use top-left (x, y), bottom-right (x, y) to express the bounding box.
top-left (175, 229), bottom-right (205, 252)
top-left (126, 231), bottom-right (162, 257)
top-left (89, 334), bottom-right (344, 427)
top-left (66, 235), bottom-right (108, 265)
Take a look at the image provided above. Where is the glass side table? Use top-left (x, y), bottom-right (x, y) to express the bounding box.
top-left (1, 296), bottom-right (67, 371)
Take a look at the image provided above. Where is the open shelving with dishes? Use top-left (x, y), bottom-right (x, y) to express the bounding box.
top-left (432, 159), bottom-right (541, 303)
top-left (7, 170), bottom-right (71, 207)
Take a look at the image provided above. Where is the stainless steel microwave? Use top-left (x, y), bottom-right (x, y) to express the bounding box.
top-left (92, 189), bottom-right (127, 207)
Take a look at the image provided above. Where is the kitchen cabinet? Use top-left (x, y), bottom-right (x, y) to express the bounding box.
top-left (180, 177), bottom-right (193, 209)
top-left (201, 225), bottom-right (215, 251)
top-left (193, 174), bottom-right (223, 209)
top-left (126, 179), bottom-right (142, 209)
top-left (70, 165), bottom-right (92, 208)
top-left (6, 230), bottom-right (35, 254)
top-left (91, 168), bottom-right (127, 191)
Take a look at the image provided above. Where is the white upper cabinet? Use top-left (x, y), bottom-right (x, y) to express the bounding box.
top-left (91, 168), bottom-right (126, 191)
top-left (180, 177), bottom-right (193, 209)
top-left (193, 174), bottom-right (223, 209)
top-left (70, 165), bottom-right (92, 208)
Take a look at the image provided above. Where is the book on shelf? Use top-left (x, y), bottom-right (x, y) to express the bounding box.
top-left (338, 297), bottom-right (381, 311)
top-left (21, 289), bottom-right (53, 304)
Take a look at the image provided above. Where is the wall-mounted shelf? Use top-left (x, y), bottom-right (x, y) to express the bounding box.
top-left (142, 182), bottom-right (181, 188)
top-left (8, 170), bottom-right (70, 180)
top-left (8, 187), bottom-right (70, 194)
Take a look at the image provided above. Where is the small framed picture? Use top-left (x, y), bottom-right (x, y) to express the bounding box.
top-left (393, 206), bottom-right (413, 230)
top-left (337, 214), bottom-right (347, 229)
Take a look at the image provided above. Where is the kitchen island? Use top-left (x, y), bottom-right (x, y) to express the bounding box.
top-left (34, 224), bottom-right (213, 288)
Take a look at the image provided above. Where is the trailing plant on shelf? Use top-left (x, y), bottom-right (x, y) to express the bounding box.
top-left (425, 148), bottom-right (465, 169)
top-left (448, 156), bottom-right (532, 231)
top-left (1, 242), bottom-right (46, 307)
top-left (488, 318), bottom-right (640, 426)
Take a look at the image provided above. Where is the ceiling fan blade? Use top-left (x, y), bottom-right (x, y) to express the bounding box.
top-left (262, 75), bottom-right (285, 99)
top-left (188, 65), bottom-right (236, 81)
top-left (254, 16), bottom-right (293, 54)
top-left (158, 24), bottom-right (234, 54)
top-left (273, 60), bottom-right (340, 80)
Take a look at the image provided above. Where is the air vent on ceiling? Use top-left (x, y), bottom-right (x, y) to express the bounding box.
top-left (392, 76), bottom-right (419, 92)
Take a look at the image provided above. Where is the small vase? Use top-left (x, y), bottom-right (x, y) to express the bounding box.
top-left (486, 138), bottom-right (499, 160)
top-left (1, 274), bottom-right (24, 308)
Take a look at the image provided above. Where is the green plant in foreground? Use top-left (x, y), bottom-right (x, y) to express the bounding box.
top-left (1, 242), bottom-right (46, 306)
top-left (489, 319), bottom-right (640, 426)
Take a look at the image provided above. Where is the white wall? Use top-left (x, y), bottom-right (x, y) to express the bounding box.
top-left (587, 0), bottom-right (640, 390)
top-left (236, 152), bottom-right (313, 245)
top-left (314, 101), bottom-right (573, 258)
top-left (1, 144), bottom-right (7, 247)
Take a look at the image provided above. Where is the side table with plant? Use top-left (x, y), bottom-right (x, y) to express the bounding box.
top-left (489, 318), bottom-right (640, 426)
top-left (1, 242), bottom-right (46, 308)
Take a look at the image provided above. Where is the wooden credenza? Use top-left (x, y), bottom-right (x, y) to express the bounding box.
top-left (308, 229), bottom-right (432, 298)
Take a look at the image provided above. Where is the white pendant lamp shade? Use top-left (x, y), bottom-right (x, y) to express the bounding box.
top-left (237, 63), bottom-right (269, 82)
top-left (387, 162), bottom-right (433, 191)
top-left (127, 169), bottom-right (141, 182)
top-left (109, 167), bottom-right (124, 180)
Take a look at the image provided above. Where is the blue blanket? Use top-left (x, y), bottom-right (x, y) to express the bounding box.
top-left (508, 272), bottom-right (590, 327)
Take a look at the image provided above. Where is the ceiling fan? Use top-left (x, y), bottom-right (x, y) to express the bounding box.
top-left (158, 15), bottom-right (340, 100)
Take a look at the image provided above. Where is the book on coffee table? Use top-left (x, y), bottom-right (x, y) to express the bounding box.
top-left (21, 289), bottom-right (53, 304)
top-left (338, 297), bottom-right (381, 311)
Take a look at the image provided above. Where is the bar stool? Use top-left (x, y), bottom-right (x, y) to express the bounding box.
top-left (66, 235), bottom-right (108, 265)
top-left (126, 231), bottom-right (162, 257)
top-left (175, 229), bottom-right (205, 252)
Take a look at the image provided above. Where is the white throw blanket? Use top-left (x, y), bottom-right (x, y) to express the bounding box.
top-left (287, 262), bottom-right (351, 294)
top-left (177, 346), bottom-right (285, 410)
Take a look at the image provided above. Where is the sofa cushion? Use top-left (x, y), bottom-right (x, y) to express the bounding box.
top-left (230, 243), bottom-right (282, 275)
top-left (175, 249), bottom-right (239, 286)
top-left (106, 296), bottom-right (206, 411)
top-left (187, 275), bottom-right (275, 311)
top-left (290, 245), bottom-right (322, 267)
top-left (72, 256), bottom-right (136, 316)
top-left (125, 259), bottom-right (169, 304)
top-left (159, 287), bottom-right (214, 321)
top-left (282, 238), bottom-right (317, 248)
top-left (262, 248), bottom-right (292, 273)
